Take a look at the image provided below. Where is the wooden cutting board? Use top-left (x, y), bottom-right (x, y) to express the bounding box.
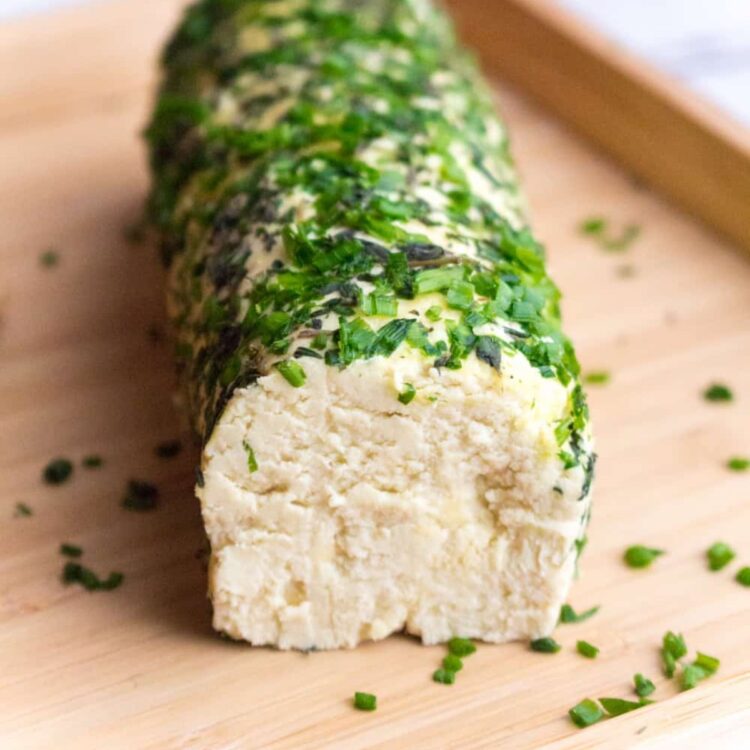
top-left (1, 1), bottom-right (749, 747)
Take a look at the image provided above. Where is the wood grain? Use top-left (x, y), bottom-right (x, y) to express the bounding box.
top-left (1, 1), bottom-right (750, 747)
top-left (446, 0), bottom-right (750, 254)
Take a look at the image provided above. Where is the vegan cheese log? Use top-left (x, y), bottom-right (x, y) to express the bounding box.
top-left (147, 0), bottom-right (595, 650)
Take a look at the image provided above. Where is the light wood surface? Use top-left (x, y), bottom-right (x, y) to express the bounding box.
top-left (446, 0), bottom-right (750, 254)
top-left (2, 1), bottom-right (750, 747)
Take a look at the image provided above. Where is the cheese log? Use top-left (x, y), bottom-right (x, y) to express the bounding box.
top-left (146, 0), bottom-right (595, 650)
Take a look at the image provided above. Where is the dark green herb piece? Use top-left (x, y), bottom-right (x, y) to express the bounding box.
top-left (662, 631), bottom-right (687, 677)
top-left (680, 656), bottom-right (718, 692)
top-left (703, 383), bottom-right (733, 402)
top-left (624, 545), bottom-right (665, 569)
top-left (560, 603), bottom-right (599, 624)
top-left (242, 440), bottom-right (258, 474)
top-left (82, 454), bottom-right (103, 469)
top-left (122, 480), bottom-right (159, 511)
top-left (155, 440), bottom-right (182, 459)
top-left (580, 218), bottom-right (606, 236)
top-left (584, 371), bottom-right (610, 385)
top-left (448, 637), bottom-right (476, 657)
top-left (60, 543), bottom-right (83, 558)
top-left (62, 562), bottom-right (123, 591)
top-left (633, 674), bottom-right (655, 698)
top-left (530, 637), bottom-right (561, 654)
top-left (442, 654), bottom-right (463, 673)
top-left (353, 691), bottom-right (377, 711)
top-left (727, 457), bottom-right (750, 472)
top-left (39, 249), bottom-right (59, 267)
top-left (398, 382), bottom-right (416, 405)
top-left (576, 640), bottom-right (599, 659)
top-left (275, 359), bottom-right (306, 387)
top-left (707, 542), bottom-right (735, 571)
top-left (693, 652), bottom-right (720, 675)
top-left (43, 458), bottom-right (73, 485)
top-left (736, 567), bottom-right (750, 586)
top-left (568, 698), bottom-right (604, 728)
top-left (599, 697), bottom-right (650, 717)
top-left (433, 668), bottom-right (456, 685)
top-left (14, 502), bottom-right (33, 517)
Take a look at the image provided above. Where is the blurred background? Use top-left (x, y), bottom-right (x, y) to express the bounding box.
top-left (3, 0), bottom-right (749, 126)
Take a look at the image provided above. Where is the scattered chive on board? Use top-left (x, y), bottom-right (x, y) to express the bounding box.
top-left (353, 691), bottom-right (377, 711)
top-left (14, 502), bottom-right (33, 518)
top-left (432, 668), bottom-right (456, 685)
top-left (576, 640), bottom-right (599, 659)
top-left (43, 458), bottom-right (73, 485)
top-left (559, 603), bottom-right (599, 624)
top-left (155, 440), bottom-right (182, 459)
top-left (121, 480), bottom-right (159, 511)
top-left (442, 654), bottom-right (463, 672)
top-left (568, 699), bottom-right (603, 728)
top-left (530, 637), bottom-right (561, 654)
top-left (62, 562), bottom-right (124, 592)
top-left (633, 673), bottom-right (655, 698)
top-left (727, 457), bottom-right (750, 472)
top-left (583, 371), bottom-right (610, 386)
top-left (624, 545), bottom-right (665, 569)
top-left (59, 543), bottom-right (83, 558)
top-left (707, 542), bottom-right (736, 571)
top-left (599, 697), bottom-right (650, 717)
top-left (661, 631), bottom-right (687, 678)
top-left (448, 637), bottom-right (476, 657)
top-left (703, 383), bottom-right (733, 402)
top-left (736, 567), bottom-right (750, 587)
top-left (39, 248), bottom-right (59, 267)
top-left (82, 454), bottom-right (103, 469)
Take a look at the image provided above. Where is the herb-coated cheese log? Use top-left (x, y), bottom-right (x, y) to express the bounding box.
top-left (147, 0), bottom-right (594, 650)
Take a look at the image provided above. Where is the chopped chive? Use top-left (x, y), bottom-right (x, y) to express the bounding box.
top-left (242, 440), bottom-right (258, 473)
top-left (559, 603), bottom-right (599, 624)
top-left (633, 673), bottom-right (655, 698)
top-left (599, 697), bottom-right (650, 717)
top-left (432, 668), bottom-right (456, 685)
top-left (568, 698), bottom-right (603, 728)
top-left (39, 248), bottom-right (59, 267)
top-left (442, 654), bottom-right (463, 673)
top-left (14, 502), bottom-right (33, 517)
top-left (310, 332), bottom-right (328, 350)
top-left (693, 652), bottom-right (720, 675)
top-left (703, 383), bottom-right (733, 402)
top-left (624, 545), bottom-right (665, 569)
top-left (447, 637), bottom-right (476, 657)
top-left (579, 217), bottom-right (606, 236)
top-left (275, 359), bottom-right (306, 387)
top-left (662, 631), bottom-right (687, 676)
top-left (735, 567), bottom-right (750, 586)
top-left (707, 542), bottom-right (735, 571)
top-left (727, 457), bottom-right (750, 472)
top-left (425, 305), bottom-right (442, 322)
top-left (59, 543), bottom-right (83, 558)
top-left (398, 382), bottom-right (416, 405)
top-left (353, 691), bottom-right (377, 711)
top-left (446, 280), bottom-right (475, 310)
top-left (662, 650), bottom-right (676, 679)
top-left (122, 479), bottom-right (159, 511)
top-left (413, 266), bottom-right (465, 295)
top-left (361, 292), bottom-right (398, 317)
top-left (155, 440), bottom-right (182, 459)
top-left (43, 458), bottom-right (73, 485)
top-left (82, 454), bottom-right (103, 469)
top-left (530, 637), bottom-right (561, 654)
top-left (681, 664), bottom-right (709, 691)
top-left (62, 561), bottom-right (123, 591)
top-left (576, 640), bottom-right (599, 659)
top-left (584, 371), bottom-right (610, 385)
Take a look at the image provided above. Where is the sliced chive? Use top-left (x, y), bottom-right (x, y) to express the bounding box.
top-left (579, 217), bottom-right (606, 236)
top-left (353, 691), bottom-right (377, 711)
top-left (242, 440), bottom-right (258, 473)
top-left (446, 280), bottom-right (475, 310)
top-left (43, 458), bottom-right (73, 485)
top-left (559, 603), bottom-right (599, 624)
top-left (736, 567), bottom-right (750, 586)
top-left (703, 383), bottom-right (733, 402)
top-left (432, 668), bottom-right (456, 685)
top-left (122, 479), bottom-right (159, 511)
top-left (60, 543), bottom-right (83, 558)
top-left (681, 664), bottom-right (709, 691)
top-left (361, 292), bottom-right (398, 317)
top-left (727, 457), bottom-right (750, 472)
top-left (599, 697), bottom-right (650, 717)
top-left (14, 502), bottom-right (33, 517)
top-left (398, 382), bottom-right (416, 405)
top-left (39, 249), bottom-right (59, 267)
top-left (155, 440), bottom-right (182, 459)
top-left (275, 359), bottom-right (306, 387)
top-left (425, 305), bottom-right (442, 322)
top-left (82, 454), bottom-right (103, 469)
top-left (584, 371), bottom-right (610, 385)
top-left (693, 652), bottom-right (720, 675)
top-left (707, 542), bottom-right (735, 571)
top-left (663, 631), bottom-right (688, 660)
top-left (576, 640), bottom-right (599, 659)
top-left (633, 673), bottom-right (655, 698)
top-left (568, 698), bottom-right (603, 728)
top-left (62, 561), bottom-right (123, 591)
top-left (442, 654), bottom-right (463, 673)
top-left (530, 637), bottom-right (561, 654)
top-left (447, 637), bottom-right (476, 657)
top-left (624, 545), bottom-right (665, 569)
top-left (413, 266), bottom-right (465, 295)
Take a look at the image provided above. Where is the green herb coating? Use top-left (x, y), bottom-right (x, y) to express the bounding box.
top-left (43, 458), bottom-right (73, 485)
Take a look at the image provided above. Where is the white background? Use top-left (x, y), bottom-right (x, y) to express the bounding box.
top-left (2, 0), bottom-right (750, 126)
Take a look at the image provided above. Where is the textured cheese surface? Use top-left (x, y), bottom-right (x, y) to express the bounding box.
top-left (200, 352), bottom-right (589, 649)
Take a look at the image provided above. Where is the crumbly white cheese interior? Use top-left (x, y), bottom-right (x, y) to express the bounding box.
top-left (199, 350), bottom-right (589, 649)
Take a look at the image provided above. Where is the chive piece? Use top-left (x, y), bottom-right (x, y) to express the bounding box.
top-left (576, 640), bottom-right (599, 659)
top-left (579, 218), bottom-right (606, 236)
top-left (362, 292), bottom-right (398, 317)
top-left (568, 698), bottom-right (603, 728)
top-left (353, 691), bottom-right (377, 711)
top-left (62, 561), bottom-right (123, 591)
top-left (624, 545), bottom-right (665, 569)
top-left (413, 265), bottom-right (465, 294)
top-left (662, 650), bottom-right (676, 679)
top-left (275, 359), bottom-right (306, 387)
top-left (39, 249), bottom-right (59, 267)
top-left (560, 603), bottom-right (599, 624)
top-left (122, 480), bottom-right (159, 511)
top-left (398, 382), bottom-right (416, 405)
top-left (662, 631), bottom-right (687, 676)
top-left (242, 440), bottom-right (258, 473)
top-left (14, 502), bottom-right (33, 517)
top-left (425, 305), bottom-right (442, 322)
top-left (735, 567), bottom-right (750, 587)
top-left (634, 674), bottom-right (655, 698)
top-left (599, 697), bottom-right (649, 717)
top-left (681, 664), bottom-right (712, 691)
top-left (442, 654), bottom-right (463, 673)
top-left (99, 571), bottom-right (125, 591)
top-left (703, 383), bottom-right (733, 402)
top-left (694, 652), bottom-right (720, 675)
top-left (155, 440), bottom-right (182, 459)
top-left (43, 458), bottom-right (73, 485)
top-left (584, 371), bottom-right (610, 386)
top-left (530, 637), bottom-right (561, 654)
top-left (433, 668), bottom-right (456, 685)
top-left (60, 543), bottom-right (83, 558)
top-left (707, 542), bottom-right (736, 571)
top-left (446, 280), bottom-right (475, 310)
top-left (727, 457), bottom-right (750, 472)
top-left (447, 637), bottom-right (476, 657)
top-left (82, 454), bottom-right (103, 469)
